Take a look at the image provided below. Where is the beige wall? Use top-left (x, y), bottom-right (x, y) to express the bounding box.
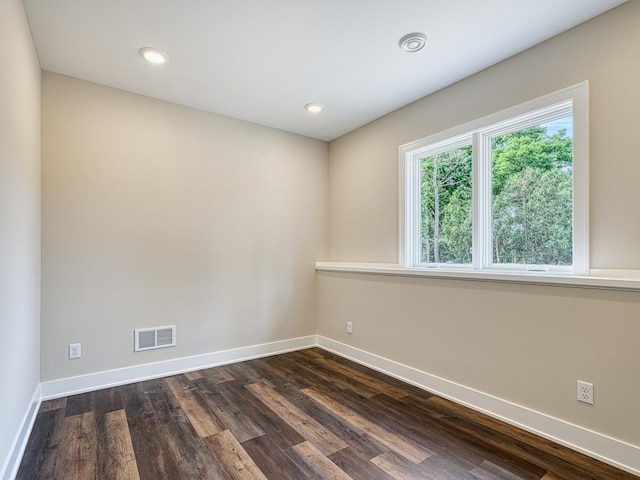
top-left (41, 73), bottom-right (328, 381)
top-left (329, 1), bottom-right (640, 267)
top-left (321, 0), bottom-right (640, 448)
top-left (0, 0), bottom-right (41, 472)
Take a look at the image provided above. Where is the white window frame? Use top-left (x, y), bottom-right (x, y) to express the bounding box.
top-left (400, 82), bottom-right (589, 275)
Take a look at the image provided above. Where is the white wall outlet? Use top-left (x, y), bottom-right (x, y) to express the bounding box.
top-left (69, 343), bottom-right (81, 359)
top-left (346, 321), bottom-right (353, 334)
top-left (577, 380), bottom-right (593, 405)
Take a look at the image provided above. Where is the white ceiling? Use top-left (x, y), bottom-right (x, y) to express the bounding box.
top-left (23, 0), bottom-right (627, 141)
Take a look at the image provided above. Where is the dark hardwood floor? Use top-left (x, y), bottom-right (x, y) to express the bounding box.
top-left (17, 348), bottom-right (637, 479)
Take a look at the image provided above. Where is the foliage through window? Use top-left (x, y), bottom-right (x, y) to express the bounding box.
top-left (491, 121), bottom-right (573, 266)
top-left (402, 83), bottom-right (588, 274)
top-left (421, 145), bottom-right (472, 264)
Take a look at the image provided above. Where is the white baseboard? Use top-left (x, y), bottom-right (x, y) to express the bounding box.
top-left (317, 336), bottom-right (640, 477)
top-left (13, 334), bottom-right (640, 478)
top-left (40, 335), bottom-right (317, 400)
top-left (1, 385), bottom-right (41, 480)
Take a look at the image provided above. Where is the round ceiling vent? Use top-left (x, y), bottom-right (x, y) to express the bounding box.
top-left (399, 33), bottom-right (427, 53)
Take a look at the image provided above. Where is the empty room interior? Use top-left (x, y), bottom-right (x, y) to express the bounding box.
top-left (2, 0), bottom-right (640, 478)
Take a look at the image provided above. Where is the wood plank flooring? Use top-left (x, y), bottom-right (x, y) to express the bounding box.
top-left (17, 348), bottom-right (638, 480)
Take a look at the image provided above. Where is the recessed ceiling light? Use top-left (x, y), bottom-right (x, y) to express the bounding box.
top-left (139, 47), bottom-right (168, 65)
top-left (399, 33), bottom-right (427, 53)
top-left (304, 103), bottom-right (323, 113)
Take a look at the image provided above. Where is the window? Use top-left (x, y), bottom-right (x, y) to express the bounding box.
top-left (401, 83), bottom-right (588, 274)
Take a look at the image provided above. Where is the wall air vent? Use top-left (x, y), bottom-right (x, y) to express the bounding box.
top-left (134, 325), bottom-right (176, 352)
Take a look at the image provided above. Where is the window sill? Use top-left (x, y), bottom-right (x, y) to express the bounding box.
top-left (315, 262), bottom-right (640, 291)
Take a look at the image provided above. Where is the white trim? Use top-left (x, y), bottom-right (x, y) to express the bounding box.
top-left (40, 335), bottom-right (317, 400)
top-left (6, 334), bottom-right (640, 477)
top-left (316, 261), bottom-right (640, 291)
top-left (472, 132), bottom-right (483, 270)
top-left (572, 82), bottom-right (590, 274)
top-left (1, 385), bottom-right (41, 480)
top-left (316, 336), bottom-right (640, 477)
top-left (400, 82), bottom-right (588, 157)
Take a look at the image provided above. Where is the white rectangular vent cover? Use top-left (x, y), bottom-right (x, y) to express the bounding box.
top-left (134, 325), bottom-right (176, 352)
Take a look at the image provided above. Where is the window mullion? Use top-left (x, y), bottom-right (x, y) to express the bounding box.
top-left (472, 133), bottom-right (481, 270)
top-left (477, 132), bottom-right (493, 269)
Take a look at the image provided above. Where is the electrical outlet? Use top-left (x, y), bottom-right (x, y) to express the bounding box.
top-left (577, 380), bottom-right (593, 405)
top-left (69, 343), bottom-right (81, 359)
top-left (346, 321), bottom-right (353, 334)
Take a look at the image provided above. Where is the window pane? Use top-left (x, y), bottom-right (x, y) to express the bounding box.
top-left (420, 146), bottom-right (472, 264)
top-left (491, 117), bottom-right (573, 266)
